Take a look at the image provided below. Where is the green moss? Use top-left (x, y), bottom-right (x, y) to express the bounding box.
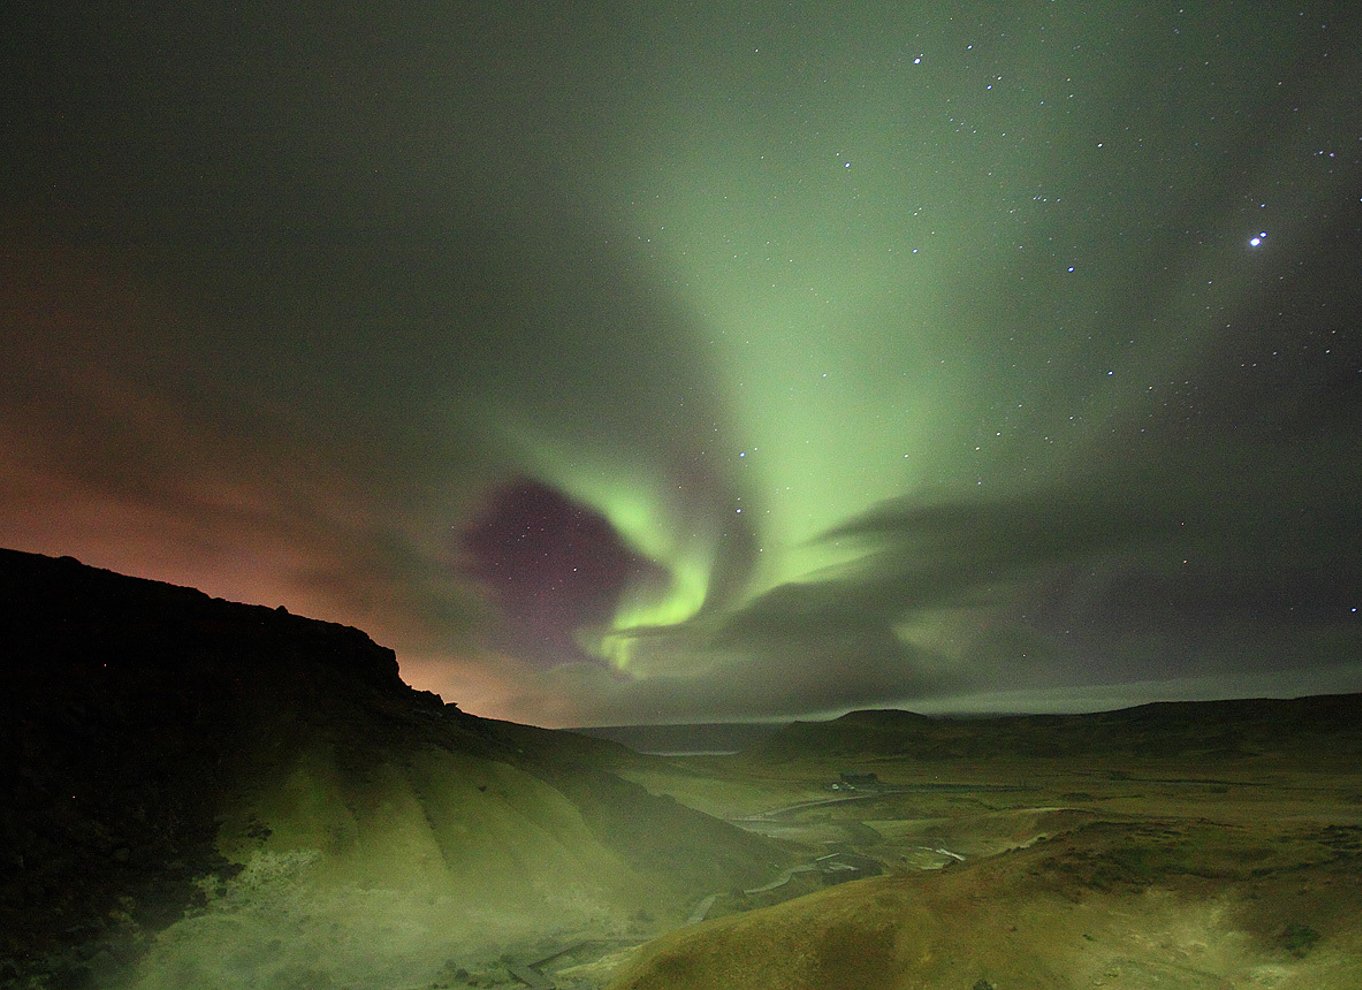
top-left (1282, 923), bottom-right (1320, 958)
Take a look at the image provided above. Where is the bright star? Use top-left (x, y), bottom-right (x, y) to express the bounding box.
top-left (1249, 231), bottom-right (1267, 247)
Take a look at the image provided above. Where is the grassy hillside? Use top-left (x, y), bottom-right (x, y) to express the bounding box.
top-left (607, 817), bottom-right (1362, 990)
top-left (599, 696), bottom-right (1362, 990)
top-left (0, 549), bottom-right (788, 989)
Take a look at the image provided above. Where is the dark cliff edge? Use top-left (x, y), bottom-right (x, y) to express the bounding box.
top-left (0, 549), bottom-right (786, 988)
top-left (0, 548), bottom-right (443, 982)
top-left (0, 547), bottom-right (412, 694)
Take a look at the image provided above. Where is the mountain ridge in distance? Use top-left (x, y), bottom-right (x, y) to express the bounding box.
top-left (749, 692), bottom-right (1362, 763)
top-left (605, 702), bottom-right (1362, 987)
top-left (571, 691), bottom-right (1362, 761)
top-left (568, 721), bottom-right (790, 755)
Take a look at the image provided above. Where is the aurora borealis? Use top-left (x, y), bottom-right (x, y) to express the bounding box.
top-left (4, 3), bottom-right (1360, 725)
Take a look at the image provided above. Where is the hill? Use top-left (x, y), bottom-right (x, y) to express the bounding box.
top-left (568, 722), bottom-right (789, 755)
top-left (0, 549), bottom-right (788, 989)
top-left (751, 694), bottom-right (1362, 763)
top-left (606, 816), bottom-right (1362, 990)
top-left (607, 698), bottom-right (1362, 990)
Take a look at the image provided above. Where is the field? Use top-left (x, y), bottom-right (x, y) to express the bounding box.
top-left (558, 733), bottom-right (1362, 989)
top-left (7, 552), bottom-right (1360, 989)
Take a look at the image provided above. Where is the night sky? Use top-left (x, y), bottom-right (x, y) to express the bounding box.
top-left (4, 3), bottom-right (1361, 726)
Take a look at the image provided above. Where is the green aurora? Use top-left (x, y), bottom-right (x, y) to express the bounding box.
top-left (3, 3), bottom-right (1360, 724)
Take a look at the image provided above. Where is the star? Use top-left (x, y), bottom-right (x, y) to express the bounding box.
top-left (1248, 231), bottom-right (1267, 247)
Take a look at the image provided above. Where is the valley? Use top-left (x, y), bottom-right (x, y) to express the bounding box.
top-left (591, 719), bottom-right (1362, 990)
top-left (415, 718), bottom-right (1362, 989)
top-left (4, 549), bottom-right (1359, 990)
top-left (592, 739), bottom-right (1362, 989)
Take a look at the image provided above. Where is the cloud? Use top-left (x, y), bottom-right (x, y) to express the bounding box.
top-left (6, 4), bottom-right (1361, 728)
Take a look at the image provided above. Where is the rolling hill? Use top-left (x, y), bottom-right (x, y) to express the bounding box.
top-left (0, 549), bottom-right (788, 989)
top-left (751, 694), bottom-right (1362, 763)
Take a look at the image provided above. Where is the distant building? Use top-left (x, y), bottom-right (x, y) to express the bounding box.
top-left (837, 771), bottom-right (880, 791)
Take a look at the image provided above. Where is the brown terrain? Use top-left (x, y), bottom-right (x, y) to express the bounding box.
top-left (599, 703), bottom-right (1362, 989)
top-left (3, 547), bottom-right (1359, 989)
